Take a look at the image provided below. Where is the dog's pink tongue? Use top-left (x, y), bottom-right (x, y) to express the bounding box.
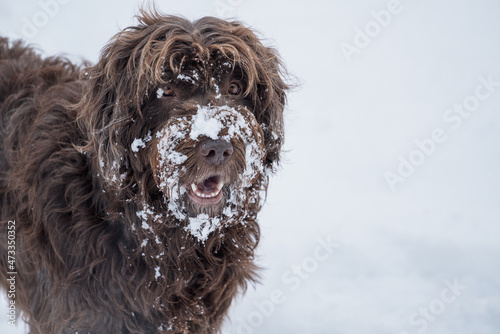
top-left (197, 176), bottom-right (220, 193)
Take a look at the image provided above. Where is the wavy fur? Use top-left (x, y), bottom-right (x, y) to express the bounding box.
top-left (0, 9), bottom-right (288, 334)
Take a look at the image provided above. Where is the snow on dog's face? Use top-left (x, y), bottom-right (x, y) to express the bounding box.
top-left (144, 65), bottom-right (270, 242)
top-left (151, 103), bottom-right (265, 222)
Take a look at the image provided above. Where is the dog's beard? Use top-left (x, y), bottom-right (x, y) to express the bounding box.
top-left (151, 104), bottom-right (266, 241)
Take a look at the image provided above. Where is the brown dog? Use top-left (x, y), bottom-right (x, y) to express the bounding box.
top-left (0, 9), bottom-right (288, 334)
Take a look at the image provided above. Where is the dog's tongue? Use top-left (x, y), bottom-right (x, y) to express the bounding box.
top-left (196, 175), bottom-right (220, 193)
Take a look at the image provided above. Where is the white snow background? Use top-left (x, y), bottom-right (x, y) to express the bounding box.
top-left (1, 0), bottom-right (499, 333)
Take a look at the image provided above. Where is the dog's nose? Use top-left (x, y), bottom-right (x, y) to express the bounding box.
top-left (199, 139), bottom-right (233, 165)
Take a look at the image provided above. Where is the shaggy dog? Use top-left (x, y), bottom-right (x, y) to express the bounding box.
top-left (0, 10), bottom-right (288, 333)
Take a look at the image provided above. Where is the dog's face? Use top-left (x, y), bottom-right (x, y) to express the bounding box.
top-left (144, 47), bottom-right (266, 219)
top-left (78, 12), bottom-right (288, 236)
top-left (150, 99), bottom-right (265, 220)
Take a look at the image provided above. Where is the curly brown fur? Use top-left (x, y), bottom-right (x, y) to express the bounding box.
top-left (0, 8), bottom-right (288, 334)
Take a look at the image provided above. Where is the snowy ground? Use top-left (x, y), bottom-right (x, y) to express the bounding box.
top-left (1, 0), bottom-right (500, 333)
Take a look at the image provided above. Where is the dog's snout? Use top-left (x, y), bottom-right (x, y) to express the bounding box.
top-left (199, 139), bottom-right (233, 165)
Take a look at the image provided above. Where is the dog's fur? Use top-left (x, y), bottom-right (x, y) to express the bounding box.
top-left (0, 10), bottom-right (288, 333)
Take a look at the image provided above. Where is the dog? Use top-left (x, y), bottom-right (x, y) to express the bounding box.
top-left (0, 9), bottom-right (288, 334)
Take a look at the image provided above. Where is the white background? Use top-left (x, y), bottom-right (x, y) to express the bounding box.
top-left (1, 0), bottom-right (499, 333)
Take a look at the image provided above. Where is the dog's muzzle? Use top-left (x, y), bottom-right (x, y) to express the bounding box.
top-left (151, 104), bottom-right (265, 219)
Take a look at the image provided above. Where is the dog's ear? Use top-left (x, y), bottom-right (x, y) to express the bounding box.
top-left (238, 28), bottom-right (291, 171)
top-left (75, 15), bottom-right (172, 188)
top-left (75, 33), bottom-right (141, 188)
top-left (254, 45), bottom-right (289, 173)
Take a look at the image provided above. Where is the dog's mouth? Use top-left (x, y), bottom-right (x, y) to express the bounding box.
top-left (187, 175), bottom-right (224, 205)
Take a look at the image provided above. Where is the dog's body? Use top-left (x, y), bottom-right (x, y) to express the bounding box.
top-left (0, 11), bottom-right (287, 333)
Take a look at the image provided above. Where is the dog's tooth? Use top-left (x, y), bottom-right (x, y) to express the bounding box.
top-left (216, 181), bottom-right (223, 192)
top-left (191, 184), bottom-right (203, 197)
top-left (190, 181), bottom-right (223, 199)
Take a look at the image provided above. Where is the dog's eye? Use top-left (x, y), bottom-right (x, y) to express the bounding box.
top-left (228, 82), bottom-right (241, 95)
top-left (163, 85), bottom-right (176, 97)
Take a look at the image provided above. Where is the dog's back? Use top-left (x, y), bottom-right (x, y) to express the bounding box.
top-left (0, 37), bottom-right (40, 106)
top-left (0, 37), bottom-right (83, 168)
top-left (0, 37), bottom-right (82, 112)
top-left (0, 38), bottom-right (93, 331)
top-left (0, 37), bottom-right (84, 215)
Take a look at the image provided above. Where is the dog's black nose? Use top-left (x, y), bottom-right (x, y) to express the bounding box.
top-left (199, 139), bottom-right (233, 165)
